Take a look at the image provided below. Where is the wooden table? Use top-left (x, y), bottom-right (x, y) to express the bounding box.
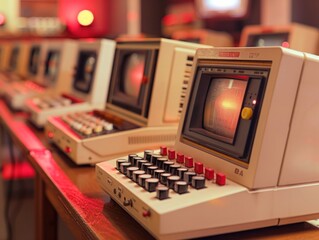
top-left (1, 100), bottom-right (319, 240)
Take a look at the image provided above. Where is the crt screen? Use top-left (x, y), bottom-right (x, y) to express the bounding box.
top-left (247, 33), bottom-right (289, 47)
top-left (29, 46), bottom-right (40, 75)
top-left (121, 53), bottom-right (146, 99)
top-left (204, 78), bottom-right (247, 143)
top-left (203, 0), bottom-right (241, 11)
top-left (45, 51), bottom-right (60, 82)
top-left (73, 51), bottom-right (97, 93)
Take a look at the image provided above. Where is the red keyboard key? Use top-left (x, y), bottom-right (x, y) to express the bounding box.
top-left (185, 156), bottom-right (194, 168)
top-left (176, 153), bottom-right (184, 164)
top-left (160, 146), bottom-right (167, 156)
top-left (216, 173), bottom-right (226, 186)
top-left (205, 168), bottom-right (214, 180)
top-left (168, 149), bottom-right (175, 160)
top-left (194, 162), bottom-right (204, 174)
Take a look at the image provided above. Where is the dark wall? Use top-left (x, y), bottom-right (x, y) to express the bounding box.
top-left (292, 0), bottom-right (319, 28)
top-left (141, 0), bottom-right (167, 37)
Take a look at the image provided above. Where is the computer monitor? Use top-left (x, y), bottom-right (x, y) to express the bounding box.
top-left (45, 38), bottom-right (212, 164)
top-left (195, 0), bottom-right (249, 19)
top-left (26, 39), bottom-right (115, 128)
top-left (239, 23), bottom-right (319, 54)
top-left (172, 29), bottom-right (233, 47)
top-left (107, 41), bottom-right (158, 119)
top-left (175, 46), bottom-right (314, 189)
top-left (73, 50), bottom-right (97, 94)
top-left (69, 39), bottom-right (115, 106)
top-left (35, 40), bottom-right (78, 92)
top-left (106, 38), bottom-right (209, 126)
top-left (96, 47), bottom-right (319, 239)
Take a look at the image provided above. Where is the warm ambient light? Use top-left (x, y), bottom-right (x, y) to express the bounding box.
top-left (77, 10), bottom-right (94, 26)
top-left (0, 13), bottom-right (5, 26)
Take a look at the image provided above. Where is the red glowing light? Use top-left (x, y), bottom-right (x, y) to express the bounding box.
top-left (162, 14), bottom-right (178, 26)
top-left (48, 131), bottom-right (54, 139)
top-left (128, 62), bottom-right (144, 94)
top-left (282, 41), bottom-right (290, 48)
top-left (77, 9), bottom-right (94, 26)
top-left (130, 63), bottom-right (144, 81)
top-left (221, 100), bottom-right (237, 109)
top-left (2, 162), bottom-right (35, 180)
top-left (0, 13), bottom-right (5, 26)
top-left (124, 53), bottom-right (146, 98)
top-left (65, 146), bottom-right (72, 153)
top-left (181, 12), bottom-right (194, 24)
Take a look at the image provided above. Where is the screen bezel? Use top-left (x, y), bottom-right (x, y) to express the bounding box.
top-left (107, 48), bottom-right (158, 118)
top-left (182, 65), bottom-right (268, 163)
top-left (73, 50), bottom-right (97, 94)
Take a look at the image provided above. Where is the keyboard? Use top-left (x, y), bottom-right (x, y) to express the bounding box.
top-left (96, 146), bottom-right (256, 239)
top-left (32, 96), bottom-right (72, 109)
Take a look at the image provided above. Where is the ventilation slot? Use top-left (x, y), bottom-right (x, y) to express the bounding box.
top-left (128, 134), bottom-right (176, 145)
top-left (178, 55), bottom-right (194, 115)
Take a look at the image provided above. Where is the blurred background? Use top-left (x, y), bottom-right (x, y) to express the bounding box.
top-left (0, 0), bottom-right (317, 45)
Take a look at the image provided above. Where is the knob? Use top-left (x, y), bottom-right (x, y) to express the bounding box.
top-left (126, 166), bottom-right (139, 179)
top-left (120, 162), bottom-right (131, 175)
top-left (132, 156), bottom-right (143, 167)
top-left (123, 198), bottom-right (132, 207)
top-left (138, 174), bottom-right (152, 187)
top-left (145, 178), bottom-right (159, 192)
top-left (144, 150), bottom-right (153, 160)
top-left (137, 159), bottom-right (148, 169)
top-left (142, 162), bottom-right (153, 172)
top-left (174, 181), bottom-right (188, 194)
top-left (169, 164), bottom-right (181, 175)
top-left (128, 154), bottom-right (138, 164)
top-left (154, 169), bottom-right (165, 179)
top-left (156, 186), bottom-right (169, 200)
top-left (163, 161), bottom-right (174, 172)
top-left (147, 165), bottom-right (158, 176)
top-left (150, 154), bottom-right (162, 165)
top-left (191, 176), bottom-right (206, 189)
top-left (132, 170), bottom-right (145, 182)
top-left (241, 107), bottom-right (253, 120)
top-left (183, 171), bottom-right (196, 184)
top-left (116, 159), bottom-right (127, 170)
top-left (160, 173), bottom-right (172, 185)
top-left (177, 167), bottom-right (188, 179)
top-left (167, 175), bottom-right (180, 189)
top-left (156, 157), bottom-right (168, 168)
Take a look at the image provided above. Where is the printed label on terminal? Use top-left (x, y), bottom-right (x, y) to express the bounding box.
top-left (219, 52), bottom-right (240, 58)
